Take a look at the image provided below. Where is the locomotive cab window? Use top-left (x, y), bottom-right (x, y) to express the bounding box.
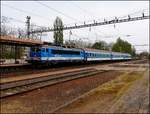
top-left (36, 48), bottom-right (41, 52)
top-left (31, 48), bottom-right (36, 52)
top-left (41, 48), bottom-right (45, 52)
top-left (46, 49), bottom-right (49, 53)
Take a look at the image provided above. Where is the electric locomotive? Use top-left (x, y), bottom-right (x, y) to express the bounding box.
top-left (28, 46), bottom-right (84, 64)
top-left (27, 45), bottom-right (131, 64)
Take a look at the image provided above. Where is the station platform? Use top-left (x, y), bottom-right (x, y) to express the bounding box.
top-left (0, 63), bottom-right (31, 68)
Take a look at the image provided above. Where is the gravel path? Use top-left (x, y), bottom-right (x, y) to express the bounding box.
top-left (109, 69), bottom-right (149, 113)
top-left (56, 69), bottom-right (149, 113)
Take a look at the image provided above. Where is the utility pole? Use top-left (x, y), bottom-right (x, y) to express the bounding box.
top-left (26, 16), bottom-right (31, 38)
top-left (69, 30), bottom-right (72, 44)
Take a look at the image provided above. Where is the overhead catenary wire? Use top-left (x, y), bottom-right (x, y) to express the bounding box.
top-left (1, 16), bottom-right (25, 24)
top-left (116, 8), bottom-right (149, 19)
top-left (30, 14), bottom-right (149, 34)
top-left (71, 2), bottom-right (99, 20)
top-left (92, 26), bottom-right (133, 39)
top-left (2, 2), bottom-right (149, 42)
top-left (1, 15), bottom-right (48, 29)
top-left (2, 2), bottom-right (148, 28)
top-left (34, 0), bottom-right (80, 22)
top-left (63, 8), bottom-right (149, 29)
top-left (136, 49), bottom-right (149, 52)
top-left (133, 44), bottom-right (149, 46)
top-left (33, 7), bottom-right (149, 33)
top-left (2, 3), bottom-right (51, 21)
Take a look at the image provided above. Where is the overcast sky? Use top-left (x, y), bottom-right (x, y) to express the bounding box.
top-left (1, 1), bottom-right (149, 53)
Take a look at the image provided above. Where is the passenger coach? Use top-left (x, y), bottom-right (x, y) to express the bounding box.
top-left (111, 52), bottom-right (131, 60)
top-left (84, 48), bottom-right (131, 61)
top-left (84, 48), bottom-right (112, 61)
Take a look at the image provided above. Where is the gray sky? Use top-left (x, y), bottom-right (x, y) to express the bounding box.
top-left (1, 1), bottom-right (149, 53)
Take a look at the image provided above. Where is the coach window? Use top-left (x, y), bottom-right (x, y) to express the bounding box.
top-left (36, 48), bottom-right (41, 52)
top-left (41, 48), bottom-right (45, 52)
top-left (46, 49), bottom-right (49, 53)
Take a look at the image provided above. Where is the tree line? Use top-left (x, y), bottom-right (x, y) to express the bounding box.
top-left (91, 38), bottom-right (136, 56)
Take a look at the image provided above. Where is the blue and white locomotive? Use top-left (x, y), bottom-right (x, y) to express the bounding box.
top-left (28, 46), bottom-right (84, 64)
top-left (27, 45), bottom-right (131, 64)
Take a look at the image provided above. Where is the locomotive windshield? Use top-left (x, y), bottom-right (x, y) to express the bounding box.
top-left (31, 47), bottom-right (41, 52)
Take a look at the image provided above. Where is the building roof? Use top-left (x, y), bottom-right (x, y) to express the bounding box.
top-left (0, 35), bottom-right (43, 46)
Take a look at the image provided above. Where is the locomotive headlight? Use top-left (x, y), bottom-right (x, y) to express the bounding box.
top-left (32, 57), bottom-right (40, 60)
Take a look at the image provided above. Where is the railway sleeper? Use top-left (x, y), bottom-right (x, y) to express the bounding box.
top-left (0, 68), bottom-right (96, 90)
top-left (0, 70), bottom-right (105, 98)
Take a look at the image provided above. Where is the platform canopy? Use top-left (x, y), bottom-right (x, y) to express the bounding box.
top-left (0, 35), bottom-right (43, 46)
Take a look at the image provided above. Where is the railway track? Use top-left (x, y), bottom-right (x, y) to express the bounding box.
top-left (0, 68), bottom-right (106, 98)
top-left (1, 60), bottom-right (133, 77)
top-left (1, 59), bottom-right (147, 98)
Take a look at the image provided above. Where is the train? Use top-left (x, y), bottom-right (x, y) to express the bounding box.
top-left (27, 45), bottom-right (131, 64)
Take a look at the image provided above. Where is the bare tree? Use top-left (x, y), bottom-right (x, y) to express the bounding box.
top-left (17, 28), bottom-right (26, 38)
top-left (30, 23), bottom-right (47, 40)
top-left (64, 39), bottom-right (92, 48)
top-left (0, 16), bottom-right (9, 35)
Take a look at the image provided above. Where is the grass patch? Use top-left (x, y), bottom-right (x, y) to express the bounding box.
top-left (114, 72), bottom-right (143, 99)
top-left (91, 71), bottom-right (143, 99)
top-left (121, 73), bottom-right (142, 83)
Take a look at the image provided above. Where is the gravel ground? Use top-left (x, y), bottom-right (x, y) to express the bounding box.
top-left (56, 69), bottom-right (149, 113)
top-left (109, 69), bottom-right (149, 113)
top-left (0, 70), bottom-right (122, 113)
